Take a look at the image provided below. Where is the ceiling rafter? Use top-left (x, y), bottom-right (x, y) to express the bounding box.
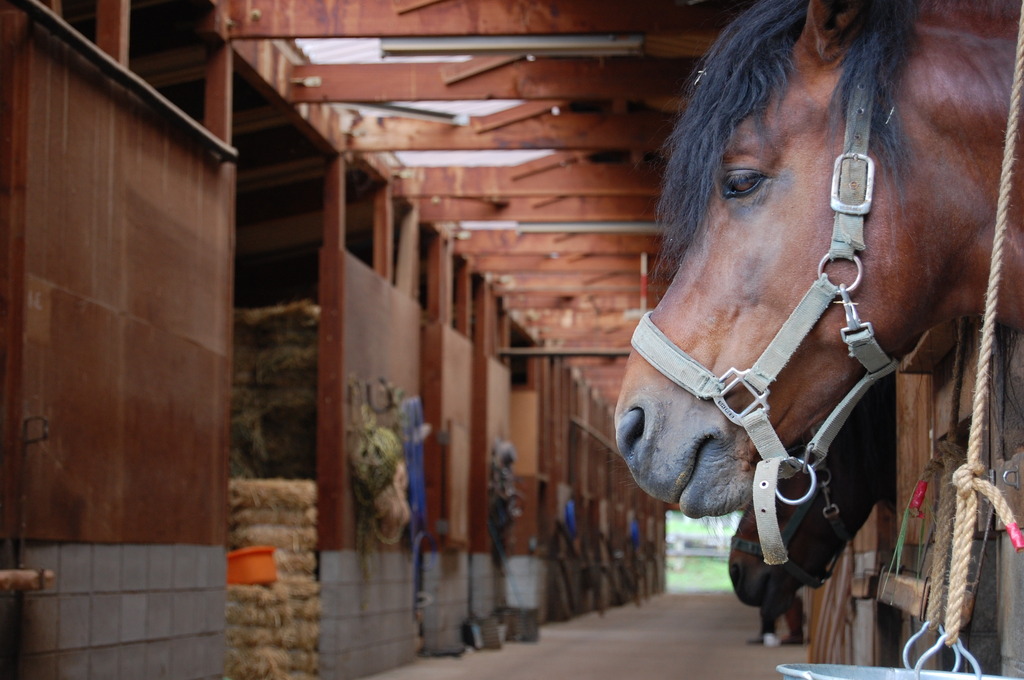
top-left (395, 162), bottom-right (659, 199)
top-left (345, 111), bottom-right (670, 152)
top-left (416, 195), bottom-right (655, 222)
top-left (288, 58), bottom-right (695, 103)
top-left (453, 229), bottom-right (657, 256)
top-left (226, 0), bottom-right (728, 39)
top-left (468, 254), bottom-right (651, 274)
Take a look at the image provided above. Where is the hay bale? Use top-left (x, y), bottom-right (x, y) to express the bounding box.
top-left (225, 646), bottom-right (291, 680)
top-left (280, 620), bottom-right (320, 652)
top-left (227, 626), bottom-right (285, 648)
top-left (230, 480), bottom-right (317, 512)
top-left (274, 550), bottom-right (317, 577)
top-left (289, 598), bottom-right (321, 621)
top-left (235, 301), bottom-right (320, 346)
top-left (231, 301), bottom-right (320, 480)
top-left (288, 673), bottom-right (318, 680)
top-left (228, 583), bottom-right (289, 608)
top-left (229, 525), bottom-right (317, 553)
top-left (232, 507), bottom-right (317, 529)
top-left (279, 576), bottom-right (320, 600)
top-left (288, 651), bottom-right (319, 674)
top-left (226, 598), bottom-right (292, 629)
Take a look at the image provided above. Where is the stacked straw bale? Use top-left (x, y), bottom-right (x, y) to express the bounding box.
top-left (232, 301), bottom-right (320, 479)
top-left (228, 479), bottom-right (321, 680)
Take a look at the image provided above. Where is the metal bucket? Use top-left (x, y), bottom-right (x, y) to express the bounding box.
top-left (778, 665), bottom-right (1014, 680)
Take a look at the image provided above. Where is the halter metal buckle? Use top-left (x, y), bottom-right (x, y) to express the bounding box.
top-left (713, 367), bottom-right (770, 426)
top-left (830, 152), bottom-right (875, 215)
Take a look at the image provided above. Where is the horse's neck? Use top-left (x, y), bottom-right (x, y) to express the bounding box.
top-left (907, 10), bottom-right (1024, 330)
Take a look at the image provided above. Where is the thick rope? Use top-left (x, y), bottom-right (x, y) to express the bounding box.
top-left (943, 0), bottom-right (1024, 643)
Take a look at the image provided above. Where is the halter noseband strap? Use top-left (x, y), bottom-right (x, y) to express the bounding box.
top-left (631, 84), bottom-right (897, 565)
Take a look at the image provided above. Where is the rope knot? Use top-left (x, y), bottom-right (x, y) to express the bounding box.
top-left (950, 464), bottom-right (978, 496)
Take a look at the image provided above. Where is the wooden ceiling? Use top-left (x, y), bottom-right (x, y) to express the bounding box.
top-left (60, 0), bottom-right (747, 405)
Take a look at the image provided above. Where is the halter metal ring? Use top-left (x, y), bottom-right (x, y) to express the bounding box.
top-left (776, 457), bottom-right (818, 506)
top-left (818, 254), bottom-right (863, 292)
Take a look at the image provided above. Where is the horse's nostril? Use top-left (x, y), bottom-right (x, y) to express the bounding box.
top-left (729, 561), bottom-right (743, 586)
top-left (616, 407), bottom-right (646, 461)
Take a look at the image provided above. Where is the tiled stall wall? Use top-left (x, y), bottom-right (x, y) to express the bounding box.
top-left (419, 552), bottom-right (469, 656)
top-left (18, 542), bottom-right (225, 680)
top-left (468, 553), bottom-right (500, 620)
top-left (318, 550), bottom-right (418, 680)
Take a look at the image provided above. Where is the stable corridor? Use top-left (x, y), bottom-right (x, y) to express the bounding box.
top-left (365, 593), bottom-right (803, 680)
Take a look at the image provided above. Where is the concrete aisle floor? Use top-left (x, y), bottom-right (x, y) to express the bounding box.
top-left (365, 592), bottom-right (808, 680)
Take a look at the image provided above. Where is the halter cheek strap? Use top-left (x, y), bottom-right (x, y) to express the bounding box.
top-left (630, 84), bottom-right (897, 565)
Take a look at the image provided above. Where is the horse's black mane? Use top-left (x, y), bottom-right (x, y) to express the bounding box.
top-left (657, 0), bottom-right (918, 271)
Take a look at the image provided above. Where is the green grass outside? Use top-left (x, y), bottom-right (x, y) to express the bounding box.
top-left (665, 510), bottom-right (741, 593)
top-left (666, 556), bottom-right (734, 593)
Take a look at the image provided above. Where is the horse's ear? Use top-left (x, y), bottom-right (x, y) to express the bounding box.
top-left (797, 0), bottom-right (869, 66)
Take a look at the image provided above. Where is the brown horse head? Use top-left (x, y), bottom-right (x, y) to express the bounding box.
top-left (728, 376), bottom-right (896, 620)
top-left (615, 0), bottom-right (1024, 516)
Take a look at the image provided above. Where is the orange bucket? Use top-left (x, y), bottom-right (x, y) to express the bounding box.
top-left (227, 546), bottom-right (278, 585)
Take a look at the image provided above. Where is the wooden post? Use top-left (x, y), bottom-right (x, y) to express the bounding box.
top-left (95, 0), bottom-right (130, 65)
top-left (373, 183), bottom-right (394, 283)
top-left (425, 226), bottom-right (452, 326)
top-left (0, 10), bottom-right (29, 538)
top-left (469, 276), bottom-right (496, 552)
top-left (453, 257), bottom-right (471, 336)
top-left (317, 155), bottom-right (349, 551)
top-left (203, 40), bottom-right (233, 144)
top-left (0, 569), bottom-right (55, 591)
top-left (394, 205), bottom-right (420, 299)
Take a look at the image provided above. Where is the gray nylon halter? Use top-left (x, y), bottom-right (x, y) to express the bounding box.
top-left (631, 84), bottom-right (897, 565)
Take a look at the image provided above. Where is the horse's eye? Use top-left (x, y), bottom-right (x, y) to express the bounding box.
top-left (722, 171), bottom-right (765, 198)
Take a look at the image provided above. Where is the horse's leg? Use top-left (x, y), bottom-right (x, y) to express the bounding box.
top-left (748, 604), bottom-right (778, 645)
top-left (781, 596), bottom-right (805, 644)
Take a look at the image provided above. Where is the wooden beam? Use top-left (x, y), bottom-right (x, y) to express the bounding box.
top-left (95, 0), bottom-right (130, 65)
top-left (226, 0), bottom-right (727, 39)
top-left (232, 40), bottom-right (346, 155)
top-left (468, 253), bottom-right (648, 273)
top-left (453, 229), bottom-right (657, 256)
top-left (472, 100), bottom-right (568, 134)
top-left (417, 195), bottom-right (655, 222)
top-left (501, 291), bottom-right (651, 310)
top-left (289, 59), bottom-right (694, 103)
top-left (0, 569), bottom-right (56, 591)
top-left (441, 55), bottom-right (520, 85)
top-left (346, 111), bottom-right (669, 152)
top-left (497, 272), bottom-right (651, 291)
top-left (499, 347), bottom-right (629, 357)
top-left (395, 163), bottom-right (659, 199)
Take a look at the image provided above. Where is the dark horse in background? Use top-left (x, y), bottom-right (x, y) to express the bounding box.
top-left (729, 376), bottom-right (896, 644)
top-left (614, 0), bottom-right (1024, 518)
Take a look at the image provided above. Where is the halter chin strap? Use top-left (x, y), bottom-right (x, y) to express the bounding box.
top-left (731, 466), bottom-right (856, 589)
top-left (631, 84), bottom-right (897, 565)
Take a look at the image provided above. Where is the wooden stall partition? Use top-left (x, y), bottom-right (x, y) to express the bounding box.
top-left (421, 322), bottom-right (473, 549)
top-left (508, 388), bottom-right (540, 557)
top-left (468, 355), bottom-right (511, 552)
top-left (326, 253), bottom-right (422, 551)
top-left (4, 15), bottom-right (234, 545)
